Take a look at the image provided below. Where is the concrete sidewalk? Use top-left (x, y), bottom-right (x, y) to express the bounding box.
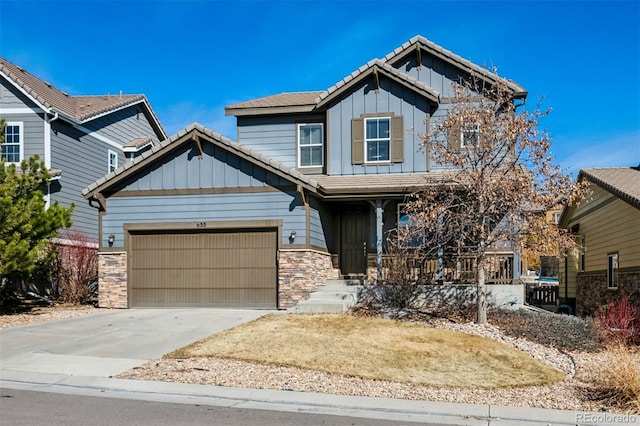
top-left (1, 309), bottom-right (637, 425)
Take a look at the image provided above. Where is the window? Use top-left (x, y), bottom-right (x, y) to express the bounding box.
top-left (365, 117), bottom-right (390, 162)
top-left (578, 235), bottom-right (585, 272)
top-left (554, 212), bottom-right (562, 224)
top-left (108, 150), bottom-right (118, 173)
top-left (2, 122), bottom-right (23, 163)
top-left (297, 123), bottom-right (323, 168)
top-left (397, 203), bottom-right (422, 248)
top-left (607, 253), bottom-right (618, 289)
top-left (460, 123), bottom-right (479, 148)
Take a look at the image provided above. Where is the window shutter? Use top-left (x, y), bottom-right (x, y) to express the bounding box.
top-left (391, 116), bottom-right (404, 163)
top-left (447, 122), bottom-right (461, 152)
top-left (351, 118), bottom-right (364, 165)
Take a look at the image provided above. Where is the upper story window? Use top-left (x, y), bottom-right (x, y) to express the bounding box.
top-left (298, 123), bottom-right (323, 168)
top-left (460, 124), bottom-right (479, 148)
top-left (607, 252), bottom-right (618, 289)
top-left (351, 114), bottom-right (403, 165)
top-left (2, 122), bottom-right (24, 164)
top-left (108, 150), bottom-right (118, 173)
top-left (365, 117), bottom-right (391, 163)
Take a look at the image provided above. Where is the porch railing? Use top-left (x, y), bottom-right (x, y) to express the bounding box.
top-left (380, 251), bottom-right (514, 285)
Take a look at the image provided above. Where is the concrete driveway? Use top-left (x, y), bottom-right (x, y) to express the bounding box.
top-left (0, 309), bottom-right (269, 378)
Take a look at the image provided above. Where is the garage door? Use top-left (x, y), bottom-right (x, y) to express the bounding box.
top-left (129, 229), bottom-right (277, 308)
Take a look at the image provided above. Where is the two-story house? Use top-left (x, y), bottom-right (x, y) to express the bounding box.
top-left (559, 166), bottom-right (640, 316)
top-left (82, 36), bottom-right (527, 309)
top-left (0, 57), bottom-right (167, 241)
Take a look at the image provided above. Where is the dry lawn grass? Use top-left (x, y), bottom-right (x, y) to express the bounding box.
top-left (166, 313), bottom-right (564, 389)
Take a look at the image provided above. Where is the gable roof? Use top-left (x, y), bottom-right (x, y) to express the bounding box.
top-left (83, 123), bottom-right (319, 200)
top-left (225, 35), bottom-right (525, 117)
top-left (382, 35), bottom-right (527, 97)
top-left (315, 60), bottom-right (440, 109)
top-left (579, 166), bottom-right (640, 209)
top-left (0, 57), bottom-right (167, 139)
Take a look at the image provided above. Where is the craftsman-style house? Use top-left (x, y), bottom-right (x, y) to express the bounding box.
top-left (83, 36), bottom-right (527, 309)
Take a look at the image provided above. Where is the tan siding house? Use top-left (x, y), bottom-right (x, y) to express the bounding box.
top-left (560, 166), bottom-right (640, 315)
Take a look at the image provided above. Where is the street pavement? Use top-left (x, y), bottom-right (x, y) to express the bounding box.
top-left (1, 308), bottom-right (637, 425)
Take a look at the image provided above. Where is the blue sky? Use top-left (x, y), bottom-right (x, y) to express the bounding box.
top-left (1, 0), bottom-right (638, 175)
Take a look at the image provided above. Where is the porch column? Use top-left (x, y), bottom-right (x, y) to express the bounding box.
top-left (512, 246), bottom-right (521, 283)
top-left (376, 199), bottom-right (383, 284)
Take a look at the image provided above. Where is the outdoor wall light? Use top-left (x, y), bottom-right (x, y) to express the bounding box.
top-left (289, 231), bottom-right (296, 244)
top-left (108, 234), bottom-right (115, 247)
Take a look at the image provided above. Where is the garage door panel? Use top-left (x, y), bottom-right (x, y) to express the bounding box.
top-left (131, 248), bottom-right (275, 269)
top-left (129, 229), bottom-right (277, 308)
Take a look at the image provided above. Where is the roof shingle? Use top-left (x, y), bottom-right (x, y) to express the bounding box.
top-left (581, 167), bottom-right (640, 209)
top-left (0, 57), bottom-right (158, 125)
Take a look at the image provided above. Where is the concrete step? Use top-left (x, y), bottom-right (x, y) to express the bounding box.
top-left (296, 300), bottom-right (350, 313)
top-left (294, 279), bottom-right (361, 313)
top-left (308, 291), bottom-right (355, 301)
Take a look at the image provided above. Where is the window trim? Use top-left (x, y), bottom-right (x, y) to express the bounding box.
top-left (297, 123), bottom-right (324, 169)
top-left (108, 149), bottom-right (118, 173)
top-left (578, 235), bottom-right (585, 272)
top-left (364, 116), bottom-right (391, 164)
top-left (460, 123), bottom-right (480, 148)
top-left (607, 252), bottom-right (619, 290)
top-left (2, 121), bottom-right (24, 164)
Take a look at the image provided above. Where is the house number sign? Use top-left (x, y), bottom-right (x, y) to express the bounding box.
top-left (196, 222), bottom-right (207, 228)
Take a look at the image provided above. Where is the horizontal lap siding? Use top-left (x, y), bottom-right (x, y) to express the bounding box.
top-left (51, 124), bottom-right (111, 239)
top-left (0, 112), bottom-right (44, 160)
top-left (569, 184), bottom-right (640, 271)
top-left (1, 79), bottom-right (41, 109)
top-left (83, 104), bottom-right (158, 143)
top-left (103, 192), bottom-right (305, 248)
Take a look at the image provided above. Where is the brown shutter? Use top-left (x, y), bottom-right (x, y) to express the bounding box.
top-left (447, 122), bottom-right (461, 152)
top-left (391, 116), bottom-right (404, 163)
top-left (351, 118), bottom-right (364, 164)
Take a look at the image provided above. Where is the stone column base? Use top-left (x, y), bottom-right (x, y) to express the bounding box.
top-left (98, 252), bottom-right (128, 308)
top-left (278, 249), bottom-right (340, 309)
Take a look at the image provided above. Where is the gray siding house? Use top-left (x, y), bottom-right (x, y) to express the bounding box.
top-left (83, 36), bottom-right (527, 309)
top-left (0, 57), bottom-right (167, 240)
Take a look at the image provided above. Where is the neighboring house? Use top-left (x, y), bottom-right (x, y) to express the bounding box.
top-left (82, 36), bottom-right (527, 309)
top-left (559, 166), bottom-right (640, 316)
top-left (0, 57), bottom-right (167, 240)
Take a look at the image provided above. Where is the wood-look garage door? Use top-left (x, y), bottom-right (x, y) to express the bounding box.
top-left (129, 229), bottom-right (277, 308)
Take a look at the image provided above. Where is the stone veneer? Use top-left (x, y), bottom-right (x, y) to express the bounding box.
top-left (98, 252), bottom-right (128, 308)
top-left (278, 249), bottom-right (340, 308)
top-left (576, 270), bottom-right (640, 316)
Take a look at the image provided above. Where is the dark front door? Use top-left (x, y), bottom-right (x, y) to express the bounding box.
top-left (340, 206), bottom-right (370, 275)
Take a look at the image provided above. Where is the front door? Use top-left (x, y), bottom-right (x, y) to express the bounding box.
top-left (340, 206), bottom-right (370, 276)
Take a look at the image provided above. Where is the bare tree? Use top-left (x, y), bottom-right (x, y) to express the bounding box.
top-left (399, 77), bottom-right (583, 324)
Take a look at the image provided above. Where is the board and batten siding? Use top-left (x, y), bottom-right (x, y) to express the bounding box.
top-left (51, 122), bottom-right (125, 240)
top-left (119, 142), bottom-right (295, 191)
top-left (327, 75), bottom-right (429, 176)
top-left (567, 183), bottom-right (640, 273)
top-left (308, 197), bottom-right (332, 250)
top-left (103, 192), bottom-right (305, 248)
top-left (391, 53), bottom-right (475, 100)
top-left (83, 104), bottom-right (159, 144)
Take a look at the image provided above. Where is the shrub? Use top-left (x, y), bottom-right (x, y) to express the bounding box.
top-left (595, 343), bottom-right (640, 414)
top-left (51, 230), bottom-right (98, 305)
top-left (593, 296), bottom-right (640, 346)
